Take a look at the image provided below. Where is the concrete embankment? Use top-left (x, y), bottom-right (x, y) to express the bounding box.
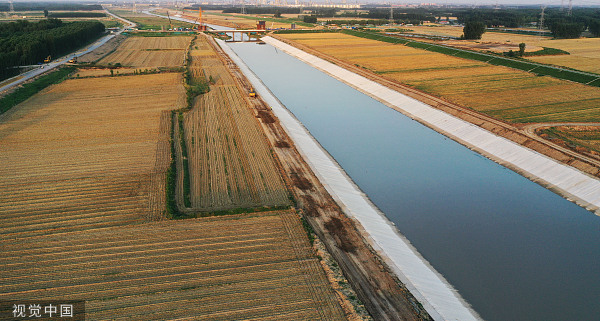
top-left (217, 39), bottom-right (482, 321)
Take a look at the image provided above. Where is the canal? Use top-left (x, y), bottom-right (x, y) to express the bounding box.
top-left (226, 41), bottom-right (600, 321)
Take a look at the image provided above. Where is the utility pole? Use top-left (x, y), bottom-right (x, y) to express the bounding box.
top-left (538, 5), bottom-right (546, 40)
top-left (567, 0), bottom-right (573, 16)
top-left (389, 5), bottom-right (393, 25)
top-left (9, 0), bottom-right (14, 13)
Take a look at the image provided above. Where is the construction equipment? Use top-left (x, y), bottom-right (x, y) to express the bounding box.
top-left (249, 88), bottom-right (256, 97)
top-left (184, 7), bottom-right (206, 31)
top-left (43, 55), bottom-right (51, 63)
top-left (166, 11), bottom-right (173, 30)
top-left (68, 57), bottom-right (77, 64)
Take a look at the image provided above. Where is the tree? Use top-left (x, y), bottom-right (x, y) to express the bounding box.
top-left (303, 15), bottom-right (317, 23)
top-left (43, 9), bottom-right (48, 18)
top-left (274, 10), bottom-right (281, 18)
top-left (589, 19), bottom-right (600, 37)
top-left (519, 43), bottom-right (526, 56)
top-left (548, 21), bottom-right (584, 39)
top-left (462, 21), bottom-right (486, 40)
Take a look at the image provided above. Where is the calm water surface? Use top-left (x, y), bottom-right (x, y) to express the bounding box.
top-left (228, 42), bottom-right (600, 321)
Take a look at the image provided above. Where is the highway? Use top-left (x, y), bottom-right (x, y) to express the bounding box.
top-left (0, 10), bottom-right (136, 94)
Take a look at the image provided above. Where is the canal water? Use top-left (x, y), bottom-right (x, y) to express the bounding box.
top-left (227, 42), bottom-right (600, 321)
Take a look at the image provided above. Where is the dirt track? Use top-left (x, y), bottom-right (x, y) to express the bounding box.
top-left (271, 33), bottom-right (600, 179)
top-left (207, 34), bottom-right (432, 321)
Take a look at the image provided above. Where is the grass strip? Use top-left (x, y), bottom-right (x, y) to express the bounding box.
top-left (178, 113), bottom-right (192, 208)
top-left (166, 111), bottom-right (180, 219)
top-left (0, 67), bottom-right (75, 115)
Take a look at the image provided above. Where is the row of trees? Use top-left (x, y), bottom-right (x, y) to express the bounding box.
top-left (48, 12), bottom-right (106, 18)
top-left (0, 3), bottom-right (102, 11)
top-left (0, 19), bottom-right (105, 81)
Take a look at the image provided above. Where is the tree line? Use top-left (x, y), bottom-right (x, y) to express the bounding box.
top-left (0, 19), bottom-right (105, 81)
top-left (48, 12), bottom-right (106, 18)
top-left (0, 3), bottom-right (102, 12)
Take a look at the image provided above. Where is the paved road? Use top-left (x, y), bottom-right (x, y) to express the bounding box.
top-left (0, 10), bottom-right (136, 94)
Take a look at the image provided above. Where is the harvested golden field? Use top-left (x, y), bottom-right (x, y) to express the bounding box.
top-left (99, 36), bottom-right (191, 68)
top-left (529, 38), bottom-right (600, 74)
top-left (203, 11), bottom-right (255, 29)
top-left (1, 210), bottom-right (347, 320)
top-left (0, 73), bottom-right (185, 238)
top-left (279, 32), bottom-right (600, 123)
top-left (0, 66), bottom-right (344, 319)
top-left (404, 25), bottom-right (600, 74)
top-left (181, 36), bottom-right (290, 211)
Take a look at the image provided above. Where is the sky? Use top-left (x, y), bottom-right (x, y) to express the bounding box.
top-left (4, 0), bottom-right (599, 8)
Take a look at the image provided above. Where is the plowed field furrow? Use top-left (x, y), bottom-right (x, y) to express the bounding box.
top-left (1, 219), bottom-right (143, 240)
top-left (1, 232), bottom-right (288, 267)
top-left (0, 249), bottom-right (304, 292)
top-left (0, 184), bottom-right (141, 205)
top-left (1, 245), bottom-right (298, 282)
top-left (0, 159), bottom-right (154, 179)
top-left (0, 214), bottom-right (283, 249)
top-left (0, 224), bottom-right (284, 257)
top-left (0, 176), bottom-right (141, 197)
top-left (89, 286), bottom-right (316, 321)
top-left (0, 194), bottom-right (145, 217)
top-left (0, 206), bottom-right (145, 227)
top-left (2, 237), bottom-right (294, 271)
top-left (87, 277), bottom-right (315, 314)
top-left (181, 300), bottom-right (317, 321)
top-left (0, 210), bottom-right (143, 236)
top-left (2, 261), bottom-right (305, 300)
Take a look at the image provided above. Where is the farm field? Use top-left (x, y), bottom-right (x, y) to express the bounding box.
top-left (403, 25), bottom-right (600, 74)
top-left (528, 38), bottom-right (600, 74)
top-left (109, 8), bottom-right (192, 30)
top-left (0, 73), bottom-right (185, 237)
top-left (181, 36), bottom-right (290, 211)
top-left (99, 36), bottom-right (192, 68)
top-left (0, 210), bottom-right (347, 320)
top-left (278, 32), bottom-right (600, 123)
top-left (0, 39), bottom-right (345, 318)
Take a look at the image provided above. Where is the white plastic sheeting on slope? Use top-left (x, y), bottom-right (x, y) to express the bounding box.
top-left (218, 39), bottom-right (481, 321)
top-left (262, 36), bottom-right (600, 214)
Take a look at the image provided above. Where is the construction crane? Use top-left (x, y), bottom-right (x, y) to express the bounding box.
top-left (166, 11), bottom-right (173, 30)
top-left (183, 7), bottom-right (206, 31)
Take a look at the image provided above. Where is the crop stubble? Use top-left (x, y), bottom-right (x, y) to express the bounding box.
top-left (0, 35), bottom-right (344, 320)
top-left (183, 37), bottom-right (290, 211)
top-left (99, 36), bottom-right (192, 68)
